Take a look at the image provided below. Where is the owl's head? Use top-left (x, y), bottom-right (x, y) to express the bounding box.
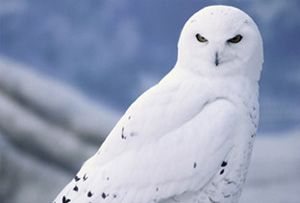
top-left (176, 5), bottom-right (263, 81)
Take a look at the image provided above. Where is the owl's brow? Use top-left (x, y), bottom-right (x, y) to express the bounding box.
top-left (231, 19), bottom-right (250, 35)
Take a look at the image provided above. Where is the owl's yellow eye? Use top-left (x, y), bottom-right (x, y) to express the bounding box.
top-left (228, 34), bottom-right (243, 43)
top-left (196, 34), bottom-right (208, 42)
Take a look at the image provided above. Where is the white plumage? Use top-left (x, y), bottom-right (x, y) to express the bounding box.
top-left (54, 5), bottom-right (263, 203)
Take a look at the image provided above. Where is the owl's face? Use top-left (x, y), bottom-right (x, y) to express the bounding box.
top-left (177, 6), bottom-right (263, 81)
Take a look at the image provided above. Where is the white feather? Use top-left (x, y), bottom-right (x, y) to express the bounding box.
top-left (54, 5), bottom-right (263, 203)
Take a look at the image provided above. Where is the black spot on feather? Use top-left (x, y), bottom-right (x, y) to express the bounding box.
top-left (193, 162), bottom-right (197, 168)
top-left (121, 127), bottom-right (126, 139)
top-left (73, 186), bottom-right (78, 192)
top-left (87, 191), bottom-right (93, 197)
top-left (74, 175), bottom-right (80, 182)
top-left (102, 192), bottom-right (107, 199)
top-left (224, 178), bottom-right (237, 185)
top-left (223, 193), bottom-right (231, 198)
top-left (221, 161), bottom-right (227, 167)
top-left (83, 174), bottom-right (88, 181)
top-left (208, 196), bottom-right (219, 203)
top-left (62, 196), bottom-right (71, 203)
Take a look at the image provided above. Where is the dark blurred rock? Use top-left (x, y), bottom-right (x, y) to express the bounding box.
top-left (0, 58), bottom-right (119, 202)
top-left (0, 132), bottom-right (72, 203)
top-left (0, 58), bottom-right (120, 143)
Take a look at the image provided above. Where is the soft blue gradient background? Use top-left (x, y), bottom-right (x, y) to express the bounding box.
top-left (0, 0), bottom-right (299, 132)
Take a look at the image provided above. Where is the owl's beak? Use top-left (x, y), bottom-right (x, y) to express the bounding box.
top-left (215, 52), bottom-right (220, 66)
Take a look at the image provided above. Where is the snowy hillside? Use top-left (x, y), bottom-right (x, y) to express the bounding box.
top-left (240, 128), bottom-right (300, 203)
top-left (0, 58), bottom-right (119, 202)
top-left (0, 59), bottom-right (299, 203)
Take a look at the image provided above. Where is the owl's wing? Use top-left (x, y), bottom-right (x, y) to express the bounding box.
top-left (54, 72), bottom-right (239, 203)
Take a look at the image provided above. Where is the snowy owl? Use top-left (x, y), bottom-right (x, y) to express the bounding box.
top-left (54, 5), bottom-right (263, 203)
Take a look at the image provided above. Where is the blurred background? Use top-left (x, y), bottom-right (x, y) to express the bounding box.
top-left (0, 0), bottom-right (299, 202)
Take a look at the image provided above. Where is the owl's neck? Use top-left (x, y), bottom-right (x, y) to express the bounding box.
top-left (164, 65), bottom-right (259, 106)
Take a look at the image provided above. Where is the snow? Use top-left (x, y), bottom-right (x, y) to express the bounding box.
top-left (0, 58), bottom-right (298, 202)
top-left (0, 133), bottom-right (72, 203)
top-left (0, 57), bottom-right (120, 142)
top-left (240, 128), bottom-right (300, 203)
top-left (0, 58), bottom-right (119, 202)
